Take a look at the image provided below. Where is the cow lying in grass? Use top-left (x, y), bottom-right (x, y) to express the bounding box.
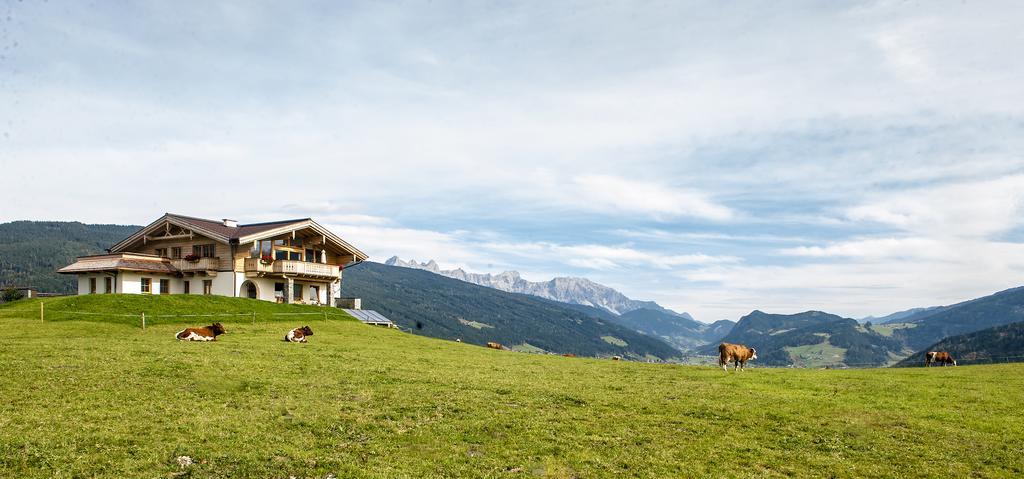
top-left (285, 326), bottom-right (314, 343)
top-left (719, 342), bottom-right (757, 372)
top-left (175, 322), bottom-right (226, 341)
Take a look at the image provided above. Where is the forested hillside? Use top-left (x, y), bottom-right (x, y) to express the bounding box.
top-left (0, 221), bottom-right (138, 294)
top-left (341, 261), bottom-right (681, 359)
top-left (894, 321), bottom-right (1024, 367)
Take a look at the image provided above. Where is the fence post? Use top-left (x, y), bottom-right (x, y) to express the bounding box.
top-left (252, 311), bottom-right (256, 325)
top-left (324, 310), bottom-right (327, 323)
top-left (40, 302), bottom-right (44, 323)
top-left (141, 312), bottom-right (146, 331)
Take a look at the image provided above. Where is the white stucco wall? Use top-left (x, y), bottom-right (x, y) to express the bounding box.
top-left (74, 271), bottom-right (336, 305)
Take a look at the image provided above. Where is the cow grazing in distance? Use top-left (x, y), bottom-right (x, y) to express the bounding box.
top-left (925, 351), bottom-right (957, 367)
top-left (175, 322), bottom-right (226, 341)
top-left (611, 355), bottom-right (622, 361)
top-left (719, 343), bottom-right (757, 372)
top-left (562, 353), bottom-right (577, 358)
top-left (486, 342), bottom-right (503, 350)
top-left (285, 326), bottom-right (314, 343)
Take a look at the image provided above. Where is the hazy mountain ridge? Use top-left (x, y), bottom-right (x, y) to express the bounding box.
top-left (861, 306), bottom-right (946, 324)
top-left (385, 256), bottom-right (692, 318)
top-left (889, 286), bottom-right (1024, 350)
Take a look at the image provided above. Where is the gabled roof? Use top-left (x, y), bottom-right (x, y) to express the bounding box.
top-left (108, 213), bottom-right (368, 260)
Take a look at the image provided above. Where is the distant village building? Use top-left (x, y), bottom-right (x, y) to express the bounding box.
top-left (58, 213), bottom-right (368, 305)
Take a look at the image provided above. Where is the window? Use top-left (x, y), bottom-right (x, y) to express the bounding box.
top-left (89, 277), bottom-right (97, 294)
top-left (203, 280), bottom-right (212, 295)
top-left (183, 281), bottom-right (190, 294)
top-left (275, 250), bottom-right (288, 260)
top-left (104, 277), bottom-right (111, 294)
top-left (155, 248), bottom-right (167, 257)
top-left (305, 249), bottom-right (315, 263)
top-left (160, 279), bottom-right (170, 295)
top-left (141, 278), bottom-right (151, 293)
top-left (309, 285), bottom-right (319, 302)
top-left (289, 251), bottom-right (301, 261)
top-left (192, 244), bottom-right (216, 258)
top-left (274, 282), bottom-right (284, 298)
top-left (293, 284), bottom-right (303, 301)
top-left (171, 247), bottom-right (182, 259)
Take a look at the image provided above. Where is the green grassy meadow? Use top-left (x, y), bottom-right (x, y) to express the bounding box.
top-left (1, 296), bottom-right (1022, 478)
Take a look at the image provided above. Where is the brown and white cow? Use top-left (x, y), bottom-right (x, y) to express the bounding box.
top-left (175, 322), bottom-right (226, 341)
top-left (285, 326), bottom-right (314, 343)
top-left (925, 351), bottom-right (956, 367)
top-left (486, 342), bottom-right (503, 350)
top-left (719, 342), bottom-right (757, 372)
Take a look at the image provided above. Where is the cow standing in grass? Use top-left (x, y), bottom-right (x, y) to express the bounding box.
top-left (285, 326), bottom-right (314, 343)
top-left (719, 342), bottom-right (757, 372)
top-left (925, 351), bottom-right (957, 367)
top-left (175, 323), bottom-right (226, 341)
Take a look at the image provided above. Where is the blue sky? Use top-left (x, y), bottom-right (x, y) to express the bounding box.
top-left (2, 1), bottom-right (1023, 321)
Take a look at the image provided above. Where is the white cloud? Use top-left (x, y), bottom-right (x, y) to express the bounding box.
top-left (564, 175), bottom-right (733, 221)
top-left (846, 175), bottom-right (1024, 238)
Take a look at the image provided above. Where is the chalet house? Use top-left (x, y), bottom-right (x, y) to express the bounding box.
top-left (58, 213), bottom-right (368, 305)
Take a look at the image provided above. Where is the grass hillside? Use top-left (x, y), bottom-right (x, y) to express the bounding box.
top-left (342, 262), bottom-right (680, 359)
top-left (0, 221), bottom-right (139, 294)
top-left (894, 320), bottom-right (1024, 367)
top-left (1, 296), bottom-right (1023, 478)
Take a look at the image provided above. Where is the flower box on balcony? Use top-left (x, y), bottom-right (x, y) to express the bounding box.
top-left (183, 254), bottom-right (201, 262)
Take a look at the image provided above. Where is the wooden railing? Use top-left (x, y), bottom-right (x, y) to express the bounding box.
top-left (171, 257), bottom-right (221, 271)
top-left (243, 258), bottom-right (340, 279)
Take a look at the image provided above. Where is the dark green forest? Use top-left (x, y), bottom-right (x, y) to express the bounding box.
top-left (0, 221), bottom-right (139, 294)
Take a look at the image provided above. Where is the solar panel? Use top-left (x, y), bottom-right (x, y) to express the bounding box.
top-left (342, 309), bottom-right (395, 327)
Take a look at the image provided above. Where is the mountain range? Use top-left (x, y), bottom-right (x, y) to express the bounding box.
top-left (383, 256), bottom-right (735, 350)
top-left (385, 256), bottom-right (689, 317)
top-left (341, 261), bottom-right (681, 359)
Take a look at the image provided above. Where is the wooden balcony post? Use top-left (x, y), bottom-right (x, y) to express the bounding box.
top-left (286, 277), bottom-right (294, 304)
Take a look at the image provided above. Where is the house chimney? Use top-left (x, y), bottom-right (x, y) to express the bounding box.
top-left (222, 219), bottom-right (238, 228)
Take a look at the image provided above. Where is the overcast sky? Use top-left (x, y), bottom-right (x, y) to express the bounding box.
top-left (2, 1), bottom-right (1023, 321)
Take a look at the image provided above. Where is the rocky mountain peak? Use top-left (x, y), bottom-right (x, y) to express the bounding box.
top-left (384, 256), bottom-right (692, 319)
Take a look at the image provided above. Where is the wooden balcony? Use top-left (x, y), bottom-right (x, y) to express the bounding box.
top-left (244, 258), bottom-right (340, 280)
top-left (171, 257), bottom-right (220, 275)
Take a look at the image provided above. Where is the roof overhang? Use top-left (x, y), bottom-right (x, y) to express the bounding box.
top-left (238, 219), bottom-right (369, 261)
